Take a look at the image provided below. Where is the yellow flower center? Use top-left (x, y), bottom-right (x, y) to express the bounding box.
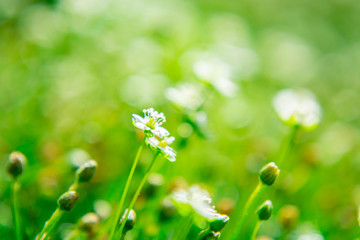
top-left (158, 140), bottom-right (168, 148)
top-left (147, 118), bottom-right (157, 129)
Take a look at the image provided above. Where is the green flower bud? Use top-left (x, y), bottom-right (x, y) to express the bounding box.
top-left (78, 212), bottom-right (100, 233)
top-left (259, 162), bottom-right (280, 186)
top-left (57, 191), bottom-right (79, 211)
top-left (76, 160), bottom-right (97, 182)
top-left (6, 151), bottom-right (27, 179)
top-left (119, 209), bottom-right (136, 232)
top-left (257, 200), bottom-right (273, 221)
top-left (209, 214), bottom-right (230, 232)
top-left (198, 230), bottom-right (221, 240)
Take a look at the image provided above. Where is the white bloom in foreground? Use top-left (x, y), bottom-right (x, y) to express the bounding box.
top-left (146, 135), bottom-right (176, 162)
top-left (193, 57), bottom-right (238, 97)
top-left (273, 88), bottom-right (321, 129)
top-left (171, 185), bottom-right (219, 220)
top-left (132, 108), bottom-right (169, 137)
top-left (165, 83), bottom-right (204, 110)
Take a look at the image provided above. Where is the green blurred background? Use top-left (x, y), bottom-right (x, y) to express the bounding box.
top-left (1, 0), bottom-right (360, 239)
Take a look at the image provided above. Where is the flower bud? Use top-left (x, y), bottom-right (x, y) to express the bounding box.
top-left (119, 209), bottom-right (136, 232)
top-left (198, 230), bottom-right (221, 240)
top-left (7, 151), bottom-right (27, 179)
top-left (78, 212), bottom-right (100, 233)
top-left (76, 160), bottom-right (97, 182)
top-left (257, 200), bottom-right (273, 221)
top-left (58, 191), bottom-right (79, 211)
top-left (278, 205), bottom-right (299, 230)
top-left (209, 214), bottom-right (230, 232)
top-left (259, 162), bottom-right (280, 186)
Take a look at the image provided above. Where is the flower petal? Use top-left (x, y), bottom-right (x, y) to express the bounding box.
top-left (162, 146), bottom-right (176, 162)
top-left (153, 126), bottom-right (170, 138)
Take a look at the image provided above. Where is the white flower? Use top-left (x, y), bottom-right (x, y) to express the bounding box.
top-left (132, 108), bottom-right (169, 137)
top-left (146, 135), bottom-right (176, 162)
top-left (273, 88), bottom-right (321, 129)
top-left (165, 83), bottom-right (204, 110)
top-left (171, 185), bottom-right (219, 220)
top-left (193, 57), bottom-right (238, 97)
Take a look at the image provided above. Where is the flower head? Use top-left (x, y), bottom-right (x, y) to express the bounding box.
top-left (171, 185), bottom-right (219, 220)
top-left (193, 56), bottom-right (238, 97)
top-left (132, 108), bottom-right (169, 137)
top-left (146, 135), bottom-right (176, 162)
top-left (273, 88), bottom-right (321, 129)
top-left (165, 83), bottom-right (204, 110)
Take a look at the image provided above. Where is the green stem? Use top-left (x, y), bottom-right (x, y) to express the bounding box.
top-left (277, 124), bottom-right (299, 167)
top-left (178, 215), bottom-right (193, 240)
top-left (11, 181), bottom-right (21, 240)
top-left (232, 182), bottom-right (264, 239)
top-left (109, 137), bottom-right (146, 240)
top-left (117, 152), bottom-right (160, 239)
top-left (68, 180), bottom-right (79, 192)
top-left (37, 208), bottom-right (64, 240)
top-left (251, 220), bottom-right (261, 240)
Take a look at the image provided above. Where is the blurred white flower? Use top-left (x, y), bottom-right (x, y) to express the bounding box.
top-left (193, 57), bottom-right (238, 97)
top-left (273, 88), bottom-right (321, 129)
top-left (171, 185), bottom-right (219, 220)
top-left (165, 83), bottom-right (204, 110)
top-left (132, 108), bottom-right (169, 137)
top-left (146, 135), bottom-right (176, 162)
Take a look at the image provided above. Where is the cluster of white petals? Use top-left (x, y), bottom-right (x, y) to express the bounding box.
top-left (171, 185), bottom-right (220, 220)
top-left (193, 57), bottom-right (238, 97)
top-left (272, 88), bottom-right (321, 129)
top-left (165, 83), bottom-right (204, 110)
top-left (132, 108), bottom-right (176, 162)
top-left (132, 108), bottom-right (169, 138)
top-left (146, 136), bottom-right (176, 162)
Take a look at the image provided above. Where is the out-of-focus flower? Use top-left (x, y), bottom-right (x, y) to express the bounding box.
top-left (78, 212), bottom-right (100, 233)
top-left (171, 185), bottom-right (219, 220)
top-left (193, 56), bottom-right (238, 97)
top-left (146, 135), bottom-right (176, 162)
top-left (132, 108), bottom-right (169, 137)
top-left (273, 89), bottom-right (321, 129)
top-left (165, 83), bottom-right (204, 110)
top-left (94, 200), bottom-right (112, 220)
top-left (278, 205), bottom-right (300, 230)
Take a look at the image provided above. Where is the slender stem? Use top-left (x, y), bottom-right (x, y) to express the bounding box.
top-left (37, 208), bottom-right (64, 240)
top-left (251, 220), bottom-right (261, 240)
top-left (117, 152), bottom-right (160, 239)
top-left (68, 180), bottom-right (79, 192)
top-left (277, 124), bottom-right (299, 167)
top-left (11, 180), bottom-right (21, 240)
top-left (232, 182), bottom-right (264, 239)
top-left (178, 215), bottom-right (193, 240)
top-left (109, 137), bottom-right (146, 240)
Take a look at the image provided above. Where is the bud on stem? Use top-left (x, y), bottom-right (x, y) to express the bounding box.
top-left (58, 191), bottom-right (79, 211)
top-left (259, 162), bottom-right (280, 186)
top-left (7, 151), bottom-right (27, 179)
top-left (209, 214), bottom-right (230, 232)
top-left (257, 200), bottom-right (273, 221)
top-left (76, 160), bottom-right (98, 183)
top-left (119, 209), bottom-right (136, 233)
